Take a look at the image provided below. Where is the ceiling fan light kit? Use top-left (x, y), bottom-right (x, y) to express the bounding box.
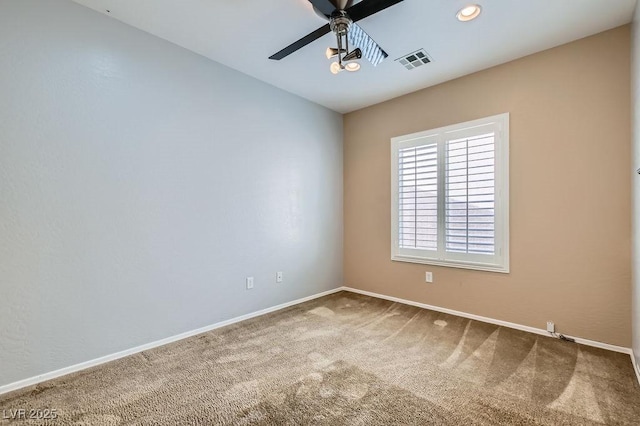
top-left (269, 0), bottom-right (405, 74)
top-left (342, 48), bottom-right (362, 62)
top-left (331, 59), bottom-right (361, 74)
top-left (344, 62), bottom-right (361, 72)
top-left (327, 10), bottom-right (360, 73)
top-left (325, 47), bottom-right (346, 59)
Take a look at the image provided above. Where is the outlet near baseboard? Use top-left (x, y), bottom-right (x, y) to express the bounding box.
top-left (546, 321), bottom-right (555, 333)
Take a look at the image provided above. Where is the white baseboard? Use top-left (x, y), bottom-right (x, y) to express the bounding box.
top-left (632, 350), bottom-right (640, 386)
top-left (340, 287), bottom-right (632, 355)
top-left (0, 287), bottom-right (343, 397)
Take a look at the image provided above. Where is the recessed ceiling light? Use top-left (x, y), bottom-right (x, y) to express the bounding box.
top-left (456, 4), bottom-right (482, 22)
top-left (345, 62), bottom-right (361, 72)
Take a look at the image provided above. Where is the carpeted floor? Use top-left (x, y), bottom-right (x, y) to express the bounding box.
top-left (1, 291), bottom-right (640, 425)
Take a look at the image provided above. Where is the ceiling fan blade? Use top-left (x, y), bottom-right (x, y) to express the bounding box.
top-left (346, 0), bottom-right (404, 23)
top-left (308, 0), bottom-right (338, 16)
top-left (269, 24), bottom-right (331, 60)
top-left (348, 23), bottom-right (388, 66)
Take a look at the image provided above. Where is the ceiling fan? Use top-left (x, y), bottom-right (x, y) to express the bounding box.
top-left (269, 0), bottom-right (404, 74)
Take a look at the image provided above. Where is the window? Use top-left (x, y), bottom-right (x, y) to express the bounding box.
top-left (391, 113), bottom-right (509, 273)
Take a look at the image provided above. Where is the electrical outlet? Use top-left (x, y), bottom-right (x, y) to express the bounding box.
top-left (246, 277), bottom-right (254, 290)
top-left (546, 321), bottom-right (555, 333)
top-left (425, 272), bottom-right (433, 283)
top-left (276, 272), bottom-right (283, 283)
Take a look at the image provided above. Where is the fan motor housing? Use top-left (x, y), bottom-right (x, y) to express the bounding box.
top-left (313, 1), bottom-right (359, 19)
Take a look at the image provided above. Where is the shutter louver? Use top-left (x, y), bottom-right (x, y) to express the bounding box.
top-left (398, 142), bottom-right (438, 251)
top-left (445, 133), bottom-right (496, 255)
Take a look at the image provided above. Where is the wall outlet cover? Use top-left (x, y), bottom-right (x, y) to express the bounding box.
top-left (246, 277), bottom-right (254, 290)
top-left (546, 321), bottom-right (555, 333)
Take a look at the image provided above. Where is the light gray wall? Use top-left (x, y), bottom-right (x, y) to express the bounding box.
top-left (633, 1), bottom-right (640, 372)
top-left (0, 0), bottom-right (343, 388)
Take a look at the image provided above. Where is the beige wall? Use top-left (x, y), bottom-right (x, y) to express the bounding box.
top-left (344, 26), bottom-right (632, 347)
top-left (632, 3), bottom-right (640, 365)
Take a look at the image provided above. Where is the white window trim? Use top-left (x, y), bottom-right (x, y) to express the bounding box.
top-left (390, 113), bottom-right (510, 273)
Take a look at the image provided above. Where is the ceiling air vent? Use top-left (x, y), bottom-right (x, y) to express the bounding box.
top-left (396, 49), bottom-right (431, 70)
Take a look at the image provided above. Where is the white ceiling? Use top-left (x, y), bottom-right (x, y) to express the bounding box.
top-left (72, 0), bottom-right (637, 113)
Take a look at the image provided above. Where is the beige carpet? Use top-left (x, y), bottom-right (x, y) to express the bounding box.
top-left (1, 291), bottom-right (639, 425)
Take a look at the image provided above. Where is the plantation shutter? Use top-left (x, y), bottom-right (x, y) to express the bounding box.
top-left (398, 141), bottom-right (438, 251)
top-left (391, 113), bottom-right (508, 272)
top-left (445, 132), bottom-right (496, 255)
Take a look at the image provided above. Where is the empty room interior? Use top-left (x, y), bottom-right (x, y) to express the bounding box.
top-left (2, 0), bottom-right (640, 424)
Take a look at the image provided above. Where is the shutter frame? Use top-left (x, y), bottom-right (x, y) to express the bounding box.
top-left (391, 113), bottom-right (510, 273)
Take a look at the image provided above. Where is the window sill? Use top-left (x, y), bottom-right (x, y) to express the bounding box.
top-left (391, 255), bottom-right (510, 274)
